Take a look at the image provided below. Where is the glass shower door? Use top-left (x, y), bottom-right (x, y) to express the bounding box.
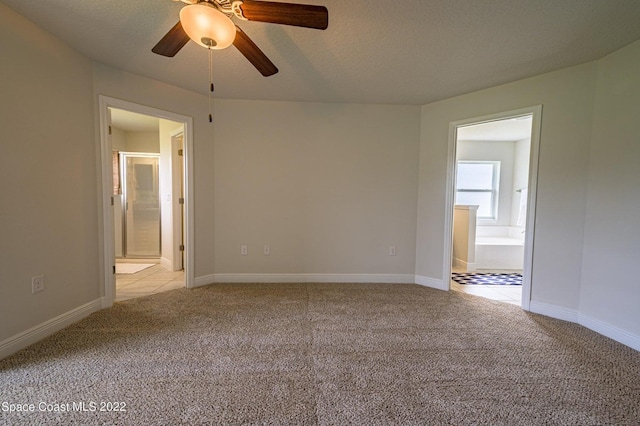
top-left (123, 154), bottom-right (161, 257)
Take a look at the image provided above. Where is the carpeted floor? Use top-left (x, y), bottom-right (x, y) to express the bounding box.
top-left (1, 283), bottom-right (639, 425)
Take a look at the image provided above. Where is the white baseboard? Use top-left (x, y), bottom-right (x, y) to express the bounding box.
top-left (194, 273), bottom-right (416, 288)
top-left (529, 301), bottom-right (640, 352)
top-left (579, 313), bottom-right (640, 352)
top-left (453, 258), bottom-right (476, 272)
top-left (529, 300), bottom-right (579, 323)
top-left (0, 298), bottom-right (103, 360)
top-left (195, 273), bottom-right (447, 291)
top-left (414, 275), bottom-right (448, 290)
top-left (160, 257), bottom-right (173, 271)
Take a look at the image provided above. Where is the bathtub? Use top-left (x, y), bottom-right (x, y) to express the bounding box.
top-left (475, 226), bottom-right (524, 270)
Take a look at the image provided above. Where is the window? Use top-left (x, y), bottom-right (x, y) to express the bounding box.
top-left (455, 161), bottom-right (500, 220)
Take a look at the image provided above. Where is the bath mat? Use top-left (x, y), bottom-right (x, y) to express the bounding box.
top-left (116, 263), bottom-right (155, 274)
top-left (452, 272), bottom-right (522, 286)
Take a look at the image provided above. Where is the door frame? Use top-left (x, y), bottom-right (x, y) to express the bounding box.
top-left (99, 96), bottom-right (195, 307)
top-left (443, 105), bottom-right (542, 310)
top-left (169, 128), bottom-right (185, 272)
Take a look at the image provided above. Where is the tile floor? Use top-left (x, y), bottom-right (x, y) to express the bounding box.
top-left (115, 260), bottom-right (184, 302)
top-left (450, 267), bottom-right (523, 305)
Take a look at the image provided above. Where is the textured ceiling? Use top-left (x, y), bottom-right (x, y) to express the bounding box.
top-left (3, 0), bottom-right (640, 105)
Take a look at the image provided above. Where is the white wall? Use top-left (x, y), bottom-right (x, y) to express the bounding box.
top-left (110, 128), bottom-right (159, 153)
top-left (416, 62), bottom-right (597, 309)
top-left (212, 99), bottom-right (421, 279)
top-left (580, 40), bottom-right (640, 340)
top-left (0, 4), bottom-right (99, 342)
top-left (93, 66), bottom-right (421, 282)
top-left (123, 131), bottom-right (160, 153)
top-left (111, 126), bottom-right (126, 151)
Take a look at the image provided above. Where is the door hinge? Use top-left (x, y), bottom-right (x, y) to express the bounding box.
top-left (109, 125), bottom-right (112, 135)
top-left (179, 197), bottom-right (185, 205)
top-left (113, 265), bottom-right (116, 274)
top-left (110, 196), bottom-right (114, 206)
top-left (178, 149), bottom-right (183, 156)
top-left (179, 245), bottom-right (185, 251)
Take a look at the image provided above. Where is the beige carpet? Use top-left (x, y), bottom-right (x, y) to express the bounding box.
top-left (1, 283), bottom-right (639, 425)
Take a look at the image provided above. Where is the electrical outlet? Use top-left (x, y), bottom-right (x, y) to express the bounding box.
top-left (389, 246), bottom-right (397, 256)
top-left (263, 245), bottom-right (271, 256)
top-left (241, 245), bottom-right (248, 255)
top-left (32, 275), bottom-right (45, 293)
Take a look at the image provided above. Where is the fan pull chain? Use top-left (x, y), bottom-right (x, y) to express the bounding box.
top-left (208, 47), bottom-right (214, 123)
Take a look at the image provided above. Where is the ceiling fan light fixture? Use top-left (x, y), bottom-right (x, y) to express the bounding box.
top-left (180, 3), bottom-right (236, 50)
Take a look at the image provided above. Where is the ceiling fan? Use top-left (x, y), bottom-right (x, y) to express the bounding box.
top-left (152, 0), bottom-right (329, 77)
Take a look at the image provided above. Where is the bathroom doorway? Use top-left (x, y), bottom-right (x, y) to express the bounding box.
top-left (444, 106), bottom-right (542, 310)
top-left (99, 96), bottom-right (194, 306)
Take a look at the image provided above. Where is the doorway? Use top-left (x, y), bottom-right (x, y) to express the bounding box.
top-left (99, 96), bottom-right (194, 307)
top-left (444, 106), bottom-right (542, 310)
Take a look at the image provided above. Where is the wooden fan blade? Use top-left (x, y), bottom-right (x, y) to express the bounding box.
top-left (239, 0), bottom-right (328, 30)
top-left (152, 21), bottom-right (191, 57)
top-left (233, 27), bottom-right (279, 76)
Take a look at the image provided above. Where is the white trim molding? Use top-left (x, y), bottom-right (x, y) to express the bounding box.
top-left (160, 257), bottom-right (173, 271)
top-left (529, 301), bottom-right (579, 323)
top-left (415, 275), bottom-right (448, 290)
top-left (529, 301), bottom-right (640, 351)
top-left (0, 299), bottom-right (103, 360)
top-left (452, 258), bottom-right (477, 272)
top-left (579, 313), bottom-right (640, 352)
top-left (442, 105), bottom-right (543, 312)
top-left (194, 273), bottom-right (417, 287)
top-left (98, 96), bottom-right (195, 306)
